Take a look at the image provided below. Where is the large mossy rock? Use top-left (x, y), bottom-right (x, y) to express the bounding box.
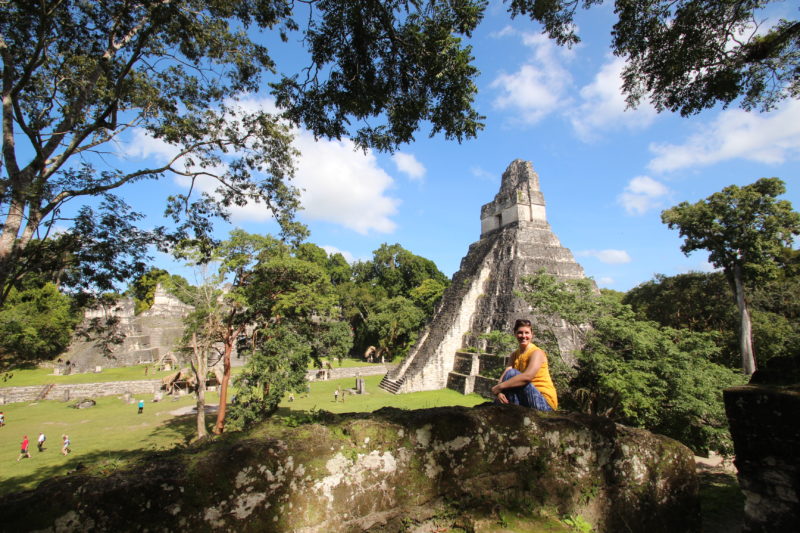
top-left (0, 405), bottom-right (699, 532)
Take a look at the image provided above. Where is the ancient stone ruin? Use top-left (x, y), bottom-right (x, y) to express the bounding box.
top-left (724, 355), bottom-right (800, 531)
top-left (381, 159), bottom-right (592, 395)
top-left (0, 405), bottom-right (700, 532)
top-left (59, 285), bottom-right (192, 374)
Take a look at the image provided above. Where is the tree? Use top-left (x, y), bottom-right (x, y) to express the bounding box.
top-left (662, 178), bottom-right (800, 374)
top-left (1, 0), bottom-right (486, 304)
top-left (518, 270), bottom-right (745, 454)
top-left (624, 270), bottom-right (800, 369)
top-left (357, 243), bottom-right (449, 298)
top-left (0, 282), bottom-right (80, 369)
top-left (509, 0), bottom-right (800, 115)
top-left (172, 268), bottom-right (221, 441)
top-left (408, 278), bottom-right (447, 315)
top-left (178, 229), bottom-right (339, 433)
top-left (227, 324), bottom-right (311, 430)
top-left (363, 296), bottom-right (425, 360)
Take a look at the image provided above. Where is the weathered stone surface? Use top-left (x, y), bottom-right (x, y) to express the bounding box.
top-left (724, 356), bottom-right (800, 532)
top-left (60, 285), bottom-right (192, 373)
top-left (0, 405), bottom-right (699, 532)
top-left (0, 380), bottom-right (161, 404)
top-left (382, 160), bottom-right (593, 394)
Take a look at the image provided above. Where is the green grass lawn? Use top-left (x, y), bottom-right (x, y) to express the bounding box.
top-left (0, 373), bottom-right (484, 495)
top-left (0, 364), bottom-right (178, 387)
top-left (1, 358), bottom-right (383, 388)
top-left (308, 357), bottom-right (390, 369)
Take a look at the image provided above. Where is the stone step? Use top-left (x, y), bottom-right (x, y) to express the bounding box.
top-left (446, 372), bottom-right (472, 394)
top-left (378, 375), bottom-right (404, 394)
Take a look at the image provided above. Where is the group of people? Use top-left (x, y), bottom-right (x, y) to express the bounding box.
top-left (333, 387), bottom-right (346, 403)
top-left (17, 433), bottom-right (71, 461)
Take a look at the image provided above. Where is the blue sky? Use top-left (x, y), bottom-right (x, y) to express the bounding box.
top-left (114, 3), bottom-right (800, 292)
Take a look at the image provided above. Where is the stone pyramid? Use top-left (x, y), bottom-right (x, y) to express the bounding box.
top-left (380, 159), bottom-right (592, 394)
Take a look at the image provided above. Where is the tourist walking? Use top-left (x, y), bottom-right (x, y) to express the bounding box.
top-left (61, 434), bottom-right (71, 455)
top-left (0, 411), bottom-right (5, 426)
top-left (17, 435), bottom-right (31, 461)
top-left (138, 399), bottom-right (144, 414)
top-left (37, 432), bottom-right (46, 452)
top-left (333, 388), bottom-right (339, 402)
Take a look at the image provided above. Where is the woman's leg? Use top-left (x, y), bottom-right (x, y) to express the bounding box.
top-left (499, 369), bottom-right (552, 411)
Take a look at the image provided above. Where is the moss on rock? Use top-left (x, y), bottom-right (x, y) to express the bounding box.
top-left (0, 405), bottom-right (699, 532)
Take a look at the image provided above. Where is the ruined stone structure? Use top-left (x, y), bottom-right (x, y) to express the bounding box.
top-left (724, 355), bottom-right (800, 532)
top-left (0, 405), bottom-right (700, 532)
top-left (381, 160), bottom-right (592, 395)
top-left (60, 285), bottom-right (193, 373)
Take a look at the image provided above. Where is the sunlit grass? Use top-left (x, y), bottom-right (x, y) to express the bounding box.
top-left (0, 364), bottom-right (177, 387)
top-left (0, 372), bottom-right (484, 495)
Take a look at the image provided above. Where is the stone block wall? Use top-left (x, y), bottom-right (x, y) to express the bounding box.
top-left (0, 366), bottom-right (395, 405)
top-left (724, 383), bottom-right (800, 532)
top-left (305, 364), bottom-right (395, 382)
top-left (0, 380), bottom-right (162, 404)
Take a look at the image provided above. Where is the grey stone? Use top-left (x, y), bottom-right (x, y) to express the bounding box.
top-left (0, 405), bottom-right (700, 533)
top-left (382, 160), bottom-right (593, 394)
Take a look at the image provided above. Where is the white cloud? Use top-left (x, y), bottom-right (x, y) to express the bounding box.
top-left (617, 176), bottom-right (670, 215)
top-left (392, 152), bottom-right (426, 181)
top-left (598, 276), bottom-right (615, 286)
top-left (293, 130), bottom-right (399, 234)
top-left (680, 258), bottom-right (719, 274)
top-left (569, 56), bottom-right (657, 142)
top-left (648, 99), bottom-right (800, 173)
top-left (122, 97), bottom-right (401, 234)
top-left (577, 249), bottom-right (632, 264)
top-left (490, 32), bottom-right (573, 124)
top-left (320, 245), bottom-right (356, 263)
top-left (470, 166), bottom-right (497, 182)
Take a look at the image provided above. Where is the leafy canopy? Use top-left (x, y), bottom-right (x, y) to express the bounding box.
top-left (510, 0), bottom-right (800, 115)
top-left (518, 270), bottom-right (745, 454)
top-left (662, 178), bottom-right (800, 284)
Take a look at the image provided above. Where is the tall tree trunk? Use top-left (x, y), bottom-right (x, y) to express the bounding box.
top-left (190, 333), bottom-right (208, 440)
top-left (213, 324), bottom-right (243, 435)
top-left (733, 264), bottom-right (756, 375)
top-left (212, 338), bottom-right (233, 435)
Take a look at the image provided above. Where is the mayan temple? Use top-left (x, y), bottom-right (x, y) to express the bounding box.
top-left (380, 159), bottom-right (593, 395)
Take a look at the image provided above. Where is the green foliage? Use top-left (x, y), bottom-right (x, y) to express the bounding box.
top-left (478, 330), bottom-right (517, 356)
top-left (662, 178), bottom-right (800, 283)
top-left (519, 270), bottom-right (745, 454)
top-left (129, 268), bottom-right (194, 314)
top-left (227, 325), bottom-right (311, 430)
top-left (307, 321), bottom-right (354, 365)
top-left (509, 0), bottom-right (800, 115)
top-left (364, 296), bottom-right (426, 360)
top-left (272, 0), bottom-right (485, 151)
top-left (625, 270), bottom-right (800, 369)
top-left (576, 307), bottom-right (744, 454)
top-left (662, 177), bottom-right (800, 373)
top-left (358, 243), bottom-right (450, 298)
top-left (624, 272), bottom-right (733, 333)
top-left (517, 269), bottom-right (600, 328)
top-left (340, 243), bottom-right (448, 358)
top-left (409, 278), bottom-right (447, 315)
top-left (0, 283), bottom-right (80, 366)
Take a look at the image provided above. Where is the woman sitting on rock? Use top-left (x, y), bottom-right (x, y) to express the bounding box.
top-left (491, 319), bottom-right (557, 411)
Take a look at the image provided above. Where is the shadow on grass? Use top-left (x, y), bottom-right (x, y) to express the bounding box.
top-left (0, 410), bottom-right (220, 497)
top-left (0, 447), bottom-right (148, 496)
top-left (699, 470), bottom-right (743, 533)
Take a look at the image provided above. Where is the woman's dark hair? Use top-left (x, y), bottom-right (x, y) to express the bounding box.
top-left (513, 319), bottom-right (532, 332)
